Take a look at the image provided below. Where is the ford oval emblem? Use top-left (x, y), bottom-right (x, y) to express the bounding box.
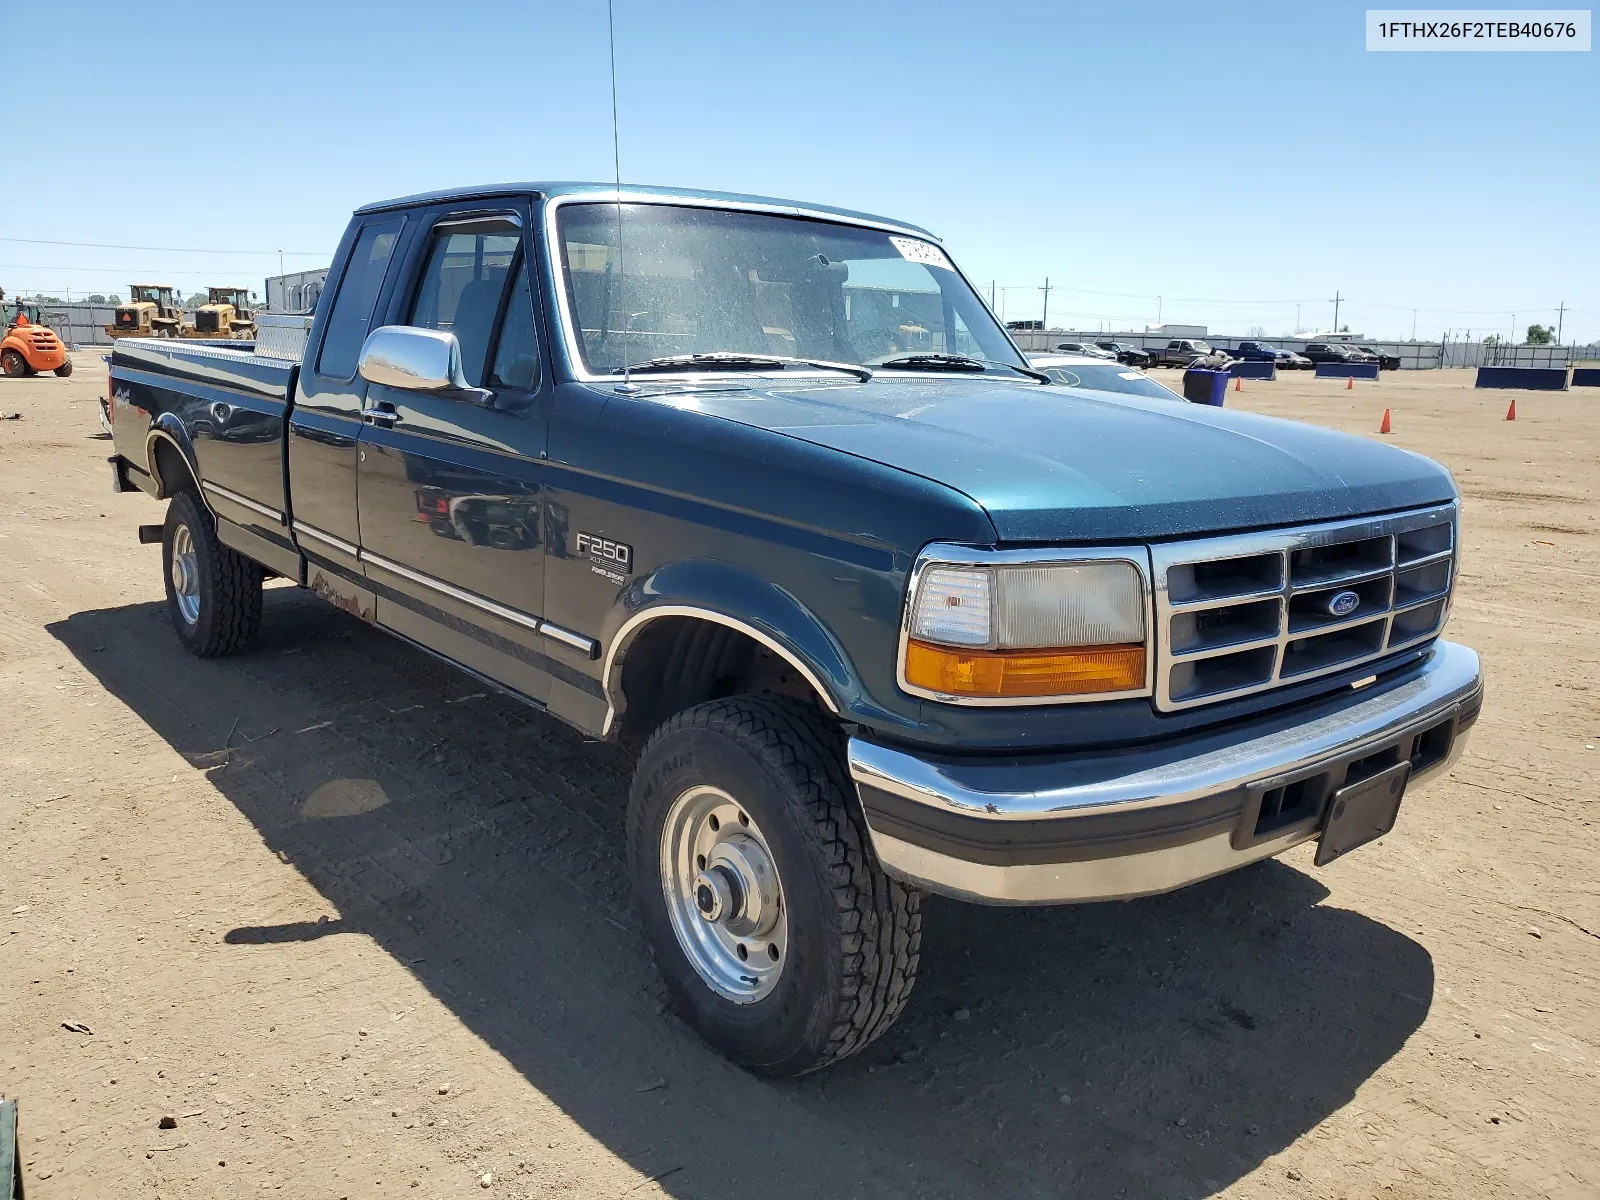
top-left (1328, 589), bottom-right (1361, 617)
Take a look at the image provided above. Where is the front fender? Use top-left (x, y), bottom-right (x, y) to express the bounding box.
top-left (600, 557), bottom-right (882, 735)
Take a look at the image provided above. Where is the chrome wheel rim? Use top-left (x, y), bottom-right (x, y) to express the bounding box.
top-left (170, 524), bottom-right (201, 625)
top-left (660, 785), bottom-right (788, 1003)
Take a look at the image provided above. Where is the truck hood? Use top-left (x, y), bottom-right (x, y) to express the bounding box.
top-left (643, 377), bottom-right (1456, 541)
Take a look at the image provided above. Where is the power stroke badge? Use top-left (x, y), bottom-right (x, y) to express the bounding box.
top-left (576, 532), bottom-right (633, 584)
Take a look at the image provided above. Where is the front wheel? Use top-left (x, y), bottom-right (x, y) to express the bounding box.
top-left (163, 489), bottom-right (264, 657)
top-left (54, 358), bottom-right (74, 377)
top-left (628, 695), bottom-right (921, 1076)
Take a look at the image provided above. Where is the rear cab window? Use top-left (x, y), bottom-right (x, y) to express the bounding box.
top-left (317, 219), bottom-right (406, 380)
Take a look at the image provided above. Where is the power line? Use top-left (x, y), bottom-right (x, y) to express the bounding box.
top-left (0, 262), bottom-right (255, 277)
top-left (0, 236), bottom-right (328, 257)
top-left (990, 281), bottom-right (1589, 320)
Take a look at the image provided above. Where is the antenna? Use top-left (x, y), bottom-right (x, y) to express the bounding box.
top-left (607, 0), bottom-right (637, 393)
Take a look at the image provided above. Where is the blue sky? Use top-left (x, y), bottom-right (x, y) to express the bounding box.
top-left (2, 0), bottom-right (1594, 341)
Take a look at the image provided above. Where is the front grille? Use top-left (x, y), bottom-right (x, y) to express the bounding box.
top-left (1151, 505), bottom-right (1456, 711)
top-left (196, 311), bottom-right (221, 332)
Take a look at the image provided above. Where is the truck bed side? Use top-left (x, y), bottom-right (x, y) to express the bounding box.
top-left (110, 337), bottom-right (302, 580)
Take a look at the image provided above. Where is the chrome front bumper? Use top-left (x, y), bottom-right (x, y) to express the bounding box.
top-left (849, 641), bottom-right (1483, 905)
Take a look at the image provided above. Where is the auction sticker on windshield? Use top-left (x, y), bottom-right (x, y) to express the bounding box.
top-left (889, 236), bottom-right (955, 272)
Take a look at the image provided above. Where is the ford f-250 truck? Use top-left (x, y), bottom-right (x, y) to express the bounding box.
top-left (106, 182), bottom-right (1483, 1076)
top-left (1149, 338), bottom-right (1229, 368)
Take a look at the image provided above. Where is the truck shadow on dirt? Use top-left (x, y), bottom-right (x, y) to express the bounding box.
top-left (53, 590), bottom-right (1436, 1200)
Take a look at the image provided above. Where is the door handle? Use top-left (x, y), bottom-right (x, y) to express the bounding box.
top-left (360, 400), bottom-right (399, 427)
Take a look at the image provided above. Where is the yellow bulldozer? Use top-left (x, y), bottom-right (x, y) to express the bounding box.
top-left (106, 284), bottom-right (185, 339)
top-left (185, 286), bottom-right (257, 340)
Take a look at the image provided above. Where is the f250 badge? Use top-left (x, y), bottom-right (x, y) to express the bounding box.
top-left (576, 532), bottom-right (633, 584)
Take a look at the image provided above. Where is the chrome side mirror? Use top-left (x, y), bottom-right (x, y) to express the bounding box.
top-left (357, 326), bottom-right (491, 404)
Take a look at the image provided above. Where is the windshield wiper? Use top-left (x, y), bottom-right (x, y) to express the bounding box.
top-left (868, 353), bottom-right (1049, 383)
top-left (621, 352), bottom-right (873, 382)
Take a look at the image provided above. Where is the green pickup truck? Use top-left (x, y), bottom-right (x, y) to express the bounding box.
top-left (107, 182), bottom-right (1483, 1075)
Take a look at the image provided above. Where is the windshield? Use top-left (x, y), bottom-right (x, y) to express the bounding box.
top-left (1039, 363), bottom-right (1183, 400)
top-left (556, 202), bottom-right (1022, 376)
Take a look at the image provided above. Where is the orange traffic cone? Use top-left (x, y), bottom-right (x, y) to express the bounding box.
top-left (1234, 376), bottom-right (1242, 392)
top-left (1506, 398), bottom-right (1517, 421)
top-left (1379, 408), bottom-right (1392, 434)
top-left (1346, 375), bottom-right (1355, 390)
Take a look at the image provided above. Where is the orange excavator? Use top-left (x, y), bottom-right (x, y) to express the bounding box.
top-left (1, 298), bottom-right (72, 377)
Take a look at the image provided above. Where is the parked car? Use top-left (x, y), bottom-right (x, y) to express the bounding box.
top-left (105, 181), bottom-right (1482, 1078)
top-left (1235, 341), bottom-right (1312, 370)
top-left (1359, 345), bottom-right (1401, 371)
top-left (1303, 342), bottom-right (1358, 364)
top-left (1094, 340), bottom-right (1154, 367)
top-left (1027, 353), bottom-right (1183, 399)
top-left (1148, 338), bottom-right (1228, 368)
top-left (1051, 341), bottom-right (1116, 360)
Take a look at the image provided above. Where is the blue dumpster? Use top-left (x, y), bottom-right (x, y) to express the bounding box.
top-left (1183, 367), bottom-right (1229, 406)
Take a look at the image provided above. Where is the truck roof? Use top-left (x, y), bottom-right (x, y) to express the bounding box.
top-left (353, 182), bottom-right (938, 240)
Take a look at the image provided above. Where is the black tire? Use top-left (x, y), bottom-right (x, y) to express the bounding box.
top-left (628, 695), bottom-right (921, 1076)
top-left (1, 348), bottom-right (28, 376)
top-left (162, 489), bottom-right (263, 657)
top-left (54, 358), bottom-right (74, 377)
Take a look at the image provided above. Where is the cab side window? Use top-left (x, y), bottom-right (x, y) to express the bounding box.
top-left (488, 260), bottom-right (539, 391)
top-left (408, 227), bottom-right (520, 388)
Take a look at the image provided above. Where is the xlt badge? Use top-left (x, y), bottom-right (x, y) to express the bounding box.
top-left (576, 531), bottom-right (633, 582)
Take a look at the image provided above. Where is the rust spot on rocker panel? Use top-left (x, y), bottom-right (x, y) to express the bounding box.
top-left (310, 571), bottom-right (374, 623)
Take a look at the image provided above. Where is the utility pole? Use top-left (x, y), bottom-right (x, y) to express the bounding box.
top-left (989, 280), bottom-right (996, 312)
top-left (279, 250), bottom-right (285, 278)
top-left (1556, 302), bottom-right (1566, 344)
top-left (1295, 303), bottom-right (1301, 333)
top-left (1331, 290), bottom-right (1342, 334)
top-left (1039, 277), bottom-right (1052, 331)
top-left (1511, 314), bottom-right (1517, 344)
top-left (1411, 309), bottom-right (1417, 340)
top-left (1157, 295), bottom-right (1163, 325)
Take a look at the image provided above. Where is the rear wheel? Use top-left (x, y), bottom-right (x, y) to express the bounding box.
top-left (162, 489), bottom-right (263, 657)
top-left (628, 695), bottom-right (921, 1076)
top-left (54, 358), bottom-right (74, 377)
top-left (1, 349), bottom-right (28, 376)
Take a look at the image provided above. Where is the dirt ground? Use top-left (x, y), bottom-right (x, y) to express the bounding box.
top-left (1, 356), bottom-right (1596, 1199)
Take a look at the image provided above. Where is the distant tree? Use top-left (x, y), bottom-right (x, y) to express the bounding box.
top-left (1339, 324), bottom-right (1349, 332)
top-left (1245, 325), bottom-right (1267, 338)
top-left (108, 294), bottom-right (121, 304)
top-left (1482, 334), bottom-right (1502, 346)
top-left (35, 294), bottom-right (63, 303)
top-left (185, 293), bottom-right (208, 308)
top-left (1526, 324), bottom-right (1554, 344)
top-left (88, 293), bottom-right (108, 303)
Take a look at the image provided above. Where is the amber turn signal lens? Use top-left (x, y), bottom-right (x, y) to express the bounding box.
top-left (904, 639), bottom-right (1146, 698)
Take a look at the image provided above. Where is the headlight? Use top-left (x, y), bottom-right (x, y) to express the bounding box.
top-left (903, 557), bottom-right (1149, 701)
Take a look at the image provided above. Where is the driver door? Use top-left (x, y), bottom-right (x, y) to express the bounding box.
top-left (355, 207), bottom-right (553, 703)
